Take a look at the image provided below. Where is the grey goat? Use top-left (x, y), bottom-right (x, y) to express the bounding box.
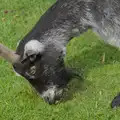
top-left (0, 0), bottom-right (120, 107)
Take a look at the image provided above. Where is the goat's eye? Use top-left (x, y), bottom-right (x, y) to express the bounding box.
top-left (30, 66), bottom-right (36, 75)
top-left (30, 54), bottom-right (36, 62)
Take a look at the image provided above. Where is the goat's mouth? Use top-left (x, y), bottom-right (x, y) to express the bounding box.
top-left (41, 86), bottom-right (64, 104)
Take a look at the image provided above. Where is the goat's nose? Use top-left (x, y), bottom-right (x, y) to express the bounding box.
top-left (44, 92), bottom-right (63, 104)
top-left (44, 96), bottom-right (56, 105)
top-left (41, 87), bottom-right (64, 104)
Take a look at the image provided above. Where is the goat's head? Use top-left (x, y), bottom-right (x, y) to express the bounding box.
top-left (0, 40), bottom-right (70, 104)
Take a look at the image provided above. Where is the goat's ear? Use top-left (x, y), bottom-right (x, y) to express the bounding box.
top-left (23, 40), bottom-right (45, 62)
top-left (0, 43), bottom-right (20, 64)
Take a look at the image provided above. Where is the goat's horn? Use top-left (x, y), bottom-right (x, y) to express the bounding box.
top-left (0, 43), bottom-right (20, 64)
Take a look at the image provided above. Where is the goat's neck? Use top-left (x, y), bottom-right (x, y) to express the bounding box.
top-left (41, 21), bottom-right (73, 52)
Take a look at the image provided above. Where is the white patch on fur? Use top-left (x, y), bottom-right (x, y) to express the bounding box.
top-left (62, 47), bottom-right (66, 56)
top-left (23, 40), bottom-right (45, 59)
top-left (41, 85), bottom-right (63, 102)
top-left (17, 40), bottom-right (21, 47)
top-left (13, 68), bottom-right (21, 77)
top-left (72, 28), bottom-right (80, 37)
top-left (41, 86), bottom-right (56, 100)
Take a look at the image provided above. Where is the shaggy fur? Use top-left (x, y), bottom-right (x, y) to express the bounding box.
top-left (14, 0), bottom-right (120, 106)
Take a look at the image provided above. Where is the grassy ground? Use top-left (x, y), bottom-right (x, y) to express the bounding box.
top-left (1, 0), bottom-right (120, 120)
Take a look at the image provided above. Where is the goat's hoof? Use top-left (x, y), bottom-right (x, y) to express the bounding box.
top-left (111, 93), bottom-right (120, 108)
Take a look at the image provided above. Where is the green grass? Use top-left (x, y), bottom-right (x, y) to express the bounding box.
top-left (1, 0), bottom-right (120, 120)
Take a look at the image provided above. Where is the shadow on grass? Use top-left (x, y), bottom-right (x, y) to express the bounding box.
top-left (62, 32), bottom-right (120, 102)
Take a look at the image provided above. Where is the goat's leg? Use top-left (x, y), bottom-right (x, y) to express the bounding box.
top-left (111, 93), bottom-right (120, 108)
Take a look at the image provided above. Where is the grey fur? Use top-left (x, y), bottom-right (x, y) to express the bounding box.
top-left (14, 0), bottom-right (120, 105)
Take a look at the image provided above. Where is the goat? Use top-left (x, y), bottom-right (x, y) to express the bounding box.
top-left (1, 0), bottom-right (120, 107)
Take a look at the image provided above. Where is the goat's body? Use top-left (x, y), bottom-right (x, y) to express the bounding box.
top-left (87, 0), bottom-right (120, 47)
top-left (14, 0), bottom-right (120, 105)
top-left (17, 0), bottom-right (120, 56)
top-left (66, 0), bottom-right (120, 47)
